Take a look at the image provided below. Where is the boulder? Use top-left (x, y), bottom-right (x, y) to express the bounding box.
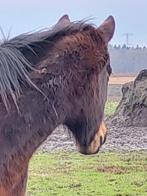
top-left (108, 69), bottom-right (147, 127)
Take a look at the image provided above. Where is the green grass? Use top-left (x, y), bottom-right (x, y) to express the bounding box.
top-left (105, 101), bottom-right (118, 117)
top-left (27, 151), bottom-right (147, 196)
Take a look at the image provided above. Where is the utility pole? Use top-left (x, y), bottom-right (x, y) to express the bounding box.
top-left (123, 33), bottom-right (133, 47)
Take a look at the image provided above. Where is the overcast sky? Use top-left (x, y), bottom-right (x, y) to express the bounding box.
top-left (0, 0), bottom-right (147, 46)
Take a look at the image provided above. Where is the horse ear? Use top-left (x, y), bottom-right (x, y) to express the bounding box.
top-left (54, 14), bottom-right (70, 30)
top-left (98, 16), bottom-right (115, 43)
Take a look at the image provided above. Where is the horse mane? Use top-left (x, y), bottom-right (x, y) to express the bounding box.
top-left (0, 21), bottom-right (101, 111)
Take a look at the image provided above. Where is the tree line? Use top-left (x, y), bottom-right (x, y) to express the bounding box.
top-left (109, 44), bottom-right (147, 74)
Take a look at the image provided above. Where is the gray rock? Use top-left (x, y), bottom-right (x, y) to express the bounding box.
top-left (108, 69), bottom-right (147, 127)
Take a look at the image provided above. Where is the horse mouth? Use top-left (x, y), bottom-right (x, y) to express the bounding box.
top-left (78, 121), bottom-right (107, 155)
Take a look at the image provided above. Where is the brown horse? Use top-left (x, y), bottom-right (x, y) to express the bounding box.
top-left (0, 15), bottom-right (115, 195)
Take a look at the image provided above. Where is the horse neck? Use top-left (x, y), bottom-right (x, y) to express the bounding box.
top-left (0, 90), bottom-right (64, 165)
top-left (0, 83), bottom-right (66, 195)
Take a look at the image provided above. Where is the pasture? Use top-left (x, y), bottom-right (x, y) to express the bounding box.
top-left (27, 75), bottom-right (147, 196)
top-left (27, 151), bottom-right (147, 196)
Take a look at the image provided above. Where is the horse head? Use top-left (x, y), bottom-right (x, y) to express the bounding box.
top-left (60, 16), bottom-right (115, 154)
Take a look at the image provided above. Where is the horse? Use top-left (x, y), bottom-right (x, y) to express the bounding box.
top-left (0, 14), bottom-right (115, 196)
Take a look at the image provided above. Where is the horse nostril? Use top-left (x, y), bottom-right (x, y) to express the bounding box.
top-left (100, 133), bottom-right (107, 146)
top-left (103, 133), bottom-right (107, 144)
top-left (100, 136), bottom-right (103, 146)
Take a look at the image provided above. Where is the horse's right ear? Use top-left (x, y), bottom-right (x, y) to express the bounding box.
top-left (98, 16), bottom-right (115, 44)
top-left (53, 14), bottom-right (70, 30)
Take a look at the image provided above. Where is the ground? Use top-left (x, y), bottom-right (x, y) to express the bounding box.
top-left (27, 152), bottom-right (147, 196)
top-left (27, 75), bottom-right (147, 196)
top-left (109, 75), bottom-right (135, 85)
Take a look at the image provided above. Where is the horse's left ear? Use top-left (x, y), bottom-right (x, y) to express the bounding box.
top-left (53, 14), bottom-right (71, 30)
top-left (98, 16), bottom-right (115, 43)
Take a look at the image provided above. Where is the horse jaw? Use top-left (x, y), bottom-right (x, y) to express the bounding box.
top-left (78, 121), bottom-right (107, 155)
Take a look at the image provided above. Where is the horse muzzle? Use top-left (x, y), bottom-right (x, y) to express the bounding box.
top-left (79, 121), bottom-right (107, 155)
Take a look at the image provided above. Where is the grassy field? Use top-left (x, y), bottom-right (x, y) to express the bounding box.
top-left (27, 151), bottom-right (147, 196)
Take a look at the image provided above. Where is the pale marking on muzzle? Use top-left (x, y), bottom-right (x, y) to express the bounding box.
top-left (86, 121), bottom-right (107, 154)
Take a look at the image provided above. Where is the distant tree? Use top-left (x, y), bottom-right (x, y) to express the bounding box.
top-left (122, 44), bottom-right (127, 49)
top-left (136, 45), bottom-right (141, 50)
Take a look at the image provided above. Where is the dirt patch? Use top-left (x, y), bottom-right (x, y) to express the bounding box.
top-left (39, 123), bottom-right (147, 153)
top-left (109, 75), bottom-right (135, 85)
top-left (96, 166), bottom-right (128, 174)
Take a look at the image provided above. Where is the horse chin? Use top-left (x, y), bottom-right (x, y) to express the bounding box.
top-left (78, 121), bottom-right (107, 155)
top-left (78, 146), bottom-right (100, 155)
